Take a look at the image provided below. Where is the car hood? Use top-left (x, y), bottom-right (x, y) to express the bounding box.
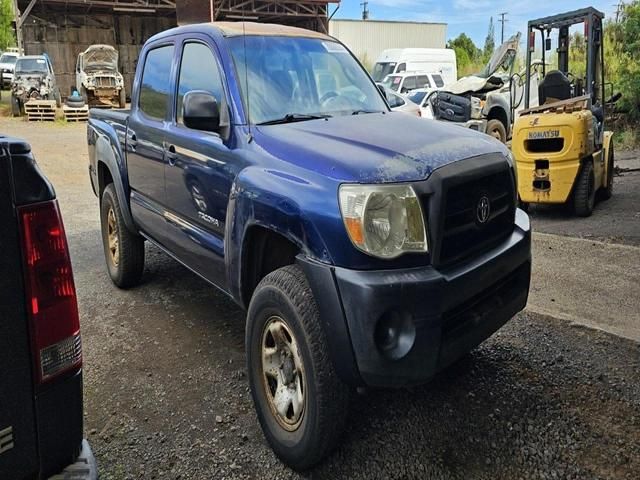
top-left (0, 63), bottom-right (14, 69)
top-left (253, 112), bottom-right (506, 183)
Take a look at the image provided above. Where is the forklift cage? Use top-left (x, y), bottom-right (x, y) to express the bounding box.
top-left (524, 7), bottom-right (605, 109)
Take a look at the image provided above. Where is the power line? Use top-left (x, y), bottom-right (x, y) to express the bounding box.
top-left (498, 11), bottom-right (508, 43)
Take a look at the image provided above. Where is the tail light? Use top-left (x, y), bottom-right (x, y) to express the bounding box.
top-left (18, 200), bottom-right (81, 385)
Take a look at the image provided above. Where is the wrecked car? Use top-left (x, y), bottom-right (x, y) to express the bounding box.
top-left (10, 55), bottom-right (62, 116)
top-left (432, 34), bottom-right (539, 143)
top-left (76, 45), bottom-right (126, 108)
top-left (0, 51), bottom-right (20, 88)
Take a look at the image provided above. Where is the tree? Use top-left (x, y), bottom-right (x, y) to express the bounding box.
top-left (483, 16), bottom-right (496, 61)
top-left (616, 1), bottom-right (640, 119)
top-left (0, 0), bottom-right (15, 51)
top-left (447, 33), bottom-right (480, 61)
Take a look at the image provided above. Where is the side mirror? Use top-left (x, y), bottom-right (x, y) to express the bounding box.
top-left (183, 90), bottom-right (220, 132)
top-left (377, 83), bottom-right (387, 100)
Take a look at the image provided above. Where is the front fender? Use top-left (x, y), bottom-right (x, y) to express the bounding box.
top-left (88, 119), bottom-right (137, 234)
top-left (484, 93), bottom-right (511, 132)
top-left (224, 166), bottom-right (333, 304)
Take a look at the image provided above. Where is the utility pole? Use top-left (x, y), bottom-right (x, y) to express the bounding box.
top-left (498, 12), bottom-right (508, 43)
top-left (360, 1), bottom-right (369, 21)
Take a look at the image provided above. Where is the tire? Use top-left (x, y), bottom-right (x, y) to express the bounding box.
top-left (518, 198), bottom-right (530, 213)
top-left (572, 161), bottom-right (596, 217)
top-left (54, 89), bottom-right (62, 108)
top-left (100, 184), bottom-right (145, 288)
top-left (119, 88), bottom-right (126, 108)
top-left (80, 86), bottom-right (89, 105)
top-left (65, 98), bottom-right (85, 108)
top-left (600, 143), bottom-right (614, 200)
top-left (486, 119), bottom-right (507, 143)
top-left (246, 265), bottom-right (349, 470)
top-left (11, 94), bottom-right (21, 117)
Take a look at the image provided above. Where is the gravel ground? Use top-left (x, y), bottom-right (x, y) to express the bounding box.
top-left (1, 119), bottom-right (639, 479)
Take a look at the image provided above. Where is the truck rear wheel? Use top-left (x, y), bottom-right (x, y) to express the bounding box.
top-left (572, 160), bottom-right (596, 217)
top-left (246, 265), bottom-right (349, 470)
top-left (100, 184), bottom-right (145, 288)
top-left (487, 119), bottom-right (507, 144)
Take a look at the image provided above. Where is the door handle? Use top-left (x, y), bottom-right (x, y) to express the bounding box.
top-left (128, 133), bottom-right (137, 152)
top-left (166, 144), bottom-right (177, 166)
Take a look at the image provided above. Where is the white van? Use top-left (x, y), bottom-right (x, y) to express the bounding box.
top-left (372, 48), bottom-right (457, 84)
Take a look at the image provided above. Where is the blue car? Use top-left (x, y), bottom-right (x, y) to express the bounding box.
top-left (87, 22), bottom-right (531, 470)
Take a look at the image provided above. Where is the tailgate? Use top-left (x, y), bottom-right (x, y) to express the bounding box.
top-left (0, 142), bottom-right (39, 479)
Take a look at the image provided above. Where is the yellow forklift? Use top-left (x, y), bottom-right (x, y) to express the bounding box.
top-left (512, 7), bottom-right (620, 216)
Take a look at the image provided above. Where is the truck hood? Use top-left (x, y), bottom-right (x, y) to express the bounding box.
top-left (83, 45), bottom-right (118, 72)
top-left (442, 33), bottom-right (520, 96)
top-left (253, 112), bottom-right (506, 183)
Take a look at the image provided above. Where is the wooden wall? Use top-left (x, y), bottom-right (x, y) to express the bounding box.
top-left (22, 14), bottom-right (176, 99)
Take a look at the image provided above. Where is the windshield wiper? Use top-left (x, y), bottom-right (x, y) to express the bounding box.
top-left (352, 109), bottom-right (383, 115)
top-left (257, 113), bottom-right (331, 126)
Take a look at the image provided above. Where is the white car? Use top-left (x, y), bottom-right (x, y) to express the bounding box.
top-left (380, 86), bottom-right (421, 117)
top-left (0, 52), bottom-right (20, 88)
top-left (381, 71), bottom-right (446, 95)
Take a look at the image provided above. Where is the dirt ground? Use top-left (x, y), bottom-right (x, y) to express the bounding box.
top-left (1, 118), bottom-right (639, 480)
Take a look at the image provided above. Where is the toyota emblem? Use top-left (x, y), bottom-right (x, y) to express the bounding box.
top-left (476, 195), bottom-right (491, 224)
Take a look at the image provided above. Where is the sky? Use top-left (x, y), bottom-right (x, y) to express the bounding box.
top-left (333, 0), bottom-right (618, 47)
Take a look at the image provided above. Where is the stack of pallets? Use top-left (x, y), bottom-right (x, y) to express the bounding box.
top-left (24, 100), bottom-right (57, 122)
top-left (62, 105), bottom-right (89, 122)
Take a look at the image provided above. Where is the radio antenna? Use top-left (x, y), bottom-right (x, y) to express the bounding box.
top-left (242, 13), bottom-right (252, 140)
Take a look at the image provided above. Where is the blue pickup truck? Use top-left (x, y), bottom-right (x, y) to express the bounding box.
top-left (87, 22), bottom-right (531, 469)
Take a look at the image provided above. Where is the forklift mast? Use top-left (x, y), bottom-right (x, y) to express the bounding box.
top-left (524, 7), bottom-right (605, 109)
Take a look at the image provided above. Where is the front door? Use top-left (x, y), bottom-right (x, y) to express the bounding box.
top-left (163, 39), bottom-right (237, 289)
top-left (127, 43), bottom-right (175, 244)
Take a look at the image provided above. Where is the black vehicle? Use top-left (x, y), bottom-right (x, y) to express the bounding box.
top-left (0, 137), bottom-right (96, 480)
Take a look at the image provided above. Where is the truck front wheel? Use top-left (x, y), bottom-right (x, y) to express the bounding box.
top-left (246, 265), bottom-right (349, 470)
top-left (486, 119), bottom-right (507, 143)
top-left (100, 184), bottom-right (145, 288)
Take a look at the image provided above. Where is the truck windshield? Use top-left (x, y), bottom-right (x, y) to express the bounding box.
top-left (381, 75), bottom-right (402, 92)
top-left (372, 62), bottom-right (397, 82)
top-left (0, 54), bottom-right (17, 64)
top-left (228, 36), bottom-right (387, 125)
top-left (15, 58), bottom-right (47, 73)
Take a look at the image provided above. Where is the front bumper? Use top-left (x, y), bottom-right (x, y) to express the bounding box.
top-left (301, 209), bottom-right (531, 388)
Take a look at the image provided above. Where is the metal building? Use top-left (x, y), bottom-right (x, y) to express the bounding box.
top-left (328, 19), bottom-right (447, 66)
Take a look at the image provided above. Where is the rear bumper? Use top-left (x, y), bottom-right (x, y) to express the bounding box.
top-left (48, 440), bottom-right (97, 480)
top-left (301, 209), bottom-right (531, 388)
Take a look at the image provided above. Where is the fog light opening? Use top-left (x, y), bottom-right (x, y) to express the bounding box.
top-left (374, 311), bottom-right (416, 360)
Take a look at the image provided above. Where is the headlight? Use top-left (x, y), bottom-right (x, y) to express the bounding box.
top-left (470, 97), bottom-right (484, 119)
top-left (339, 184), bottom-right (428, 259)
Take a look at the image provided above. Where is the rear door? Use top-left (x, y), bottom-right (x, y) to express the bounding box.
top-left (127, 42), bottom-right (176, 243)
top-left (0, 142), bottom-right (39, 480)
top-left (163, 38), bottom-right (236, 289)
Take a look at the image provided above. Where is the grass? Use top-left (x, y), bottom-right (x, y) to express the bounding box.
top-left (613, 123), bottom-right (640, 151)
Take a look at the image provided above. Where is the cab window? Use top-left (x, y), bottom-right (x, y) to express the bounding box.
top-left (401, 76), bottom-right (417, 93)
top-left (432, 74), bottom-right (444, 87)
top-left (396, 63), bottom-right (406, 73)
top-left (139, 45), bottom-right (175, 120)
top-left (417, 75), bottom-right (431, 88)
top-left (176, 42), bottom-right (225, 125)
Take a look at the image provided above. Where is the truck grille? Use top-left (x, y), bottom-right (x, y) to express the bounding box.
top-left (418, 154), bottom-right (516, 268)
top-left (95, 77), bottom-right (116, 87)
top-left (440, 169), bottom-right (515, 265)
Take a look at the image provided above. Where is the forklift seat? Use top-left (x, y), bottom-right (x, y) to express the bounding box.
top-left (539, 70), bottom-right (572, 104)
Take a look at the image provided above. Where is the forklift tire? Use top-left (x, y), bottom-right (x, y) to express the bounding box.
top-left (572, 161), bottom-right (596, 217)
top-left (519, 200), bottom-right (530, 213)
top-left (486, 119), bottom-right (507, 144)
top-left (600, 144), bottom-right (614, 201)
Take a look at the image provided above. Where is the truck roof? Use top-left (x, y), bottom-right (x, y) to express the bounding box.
top-left (149, 21), bottom-right (332, 43)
